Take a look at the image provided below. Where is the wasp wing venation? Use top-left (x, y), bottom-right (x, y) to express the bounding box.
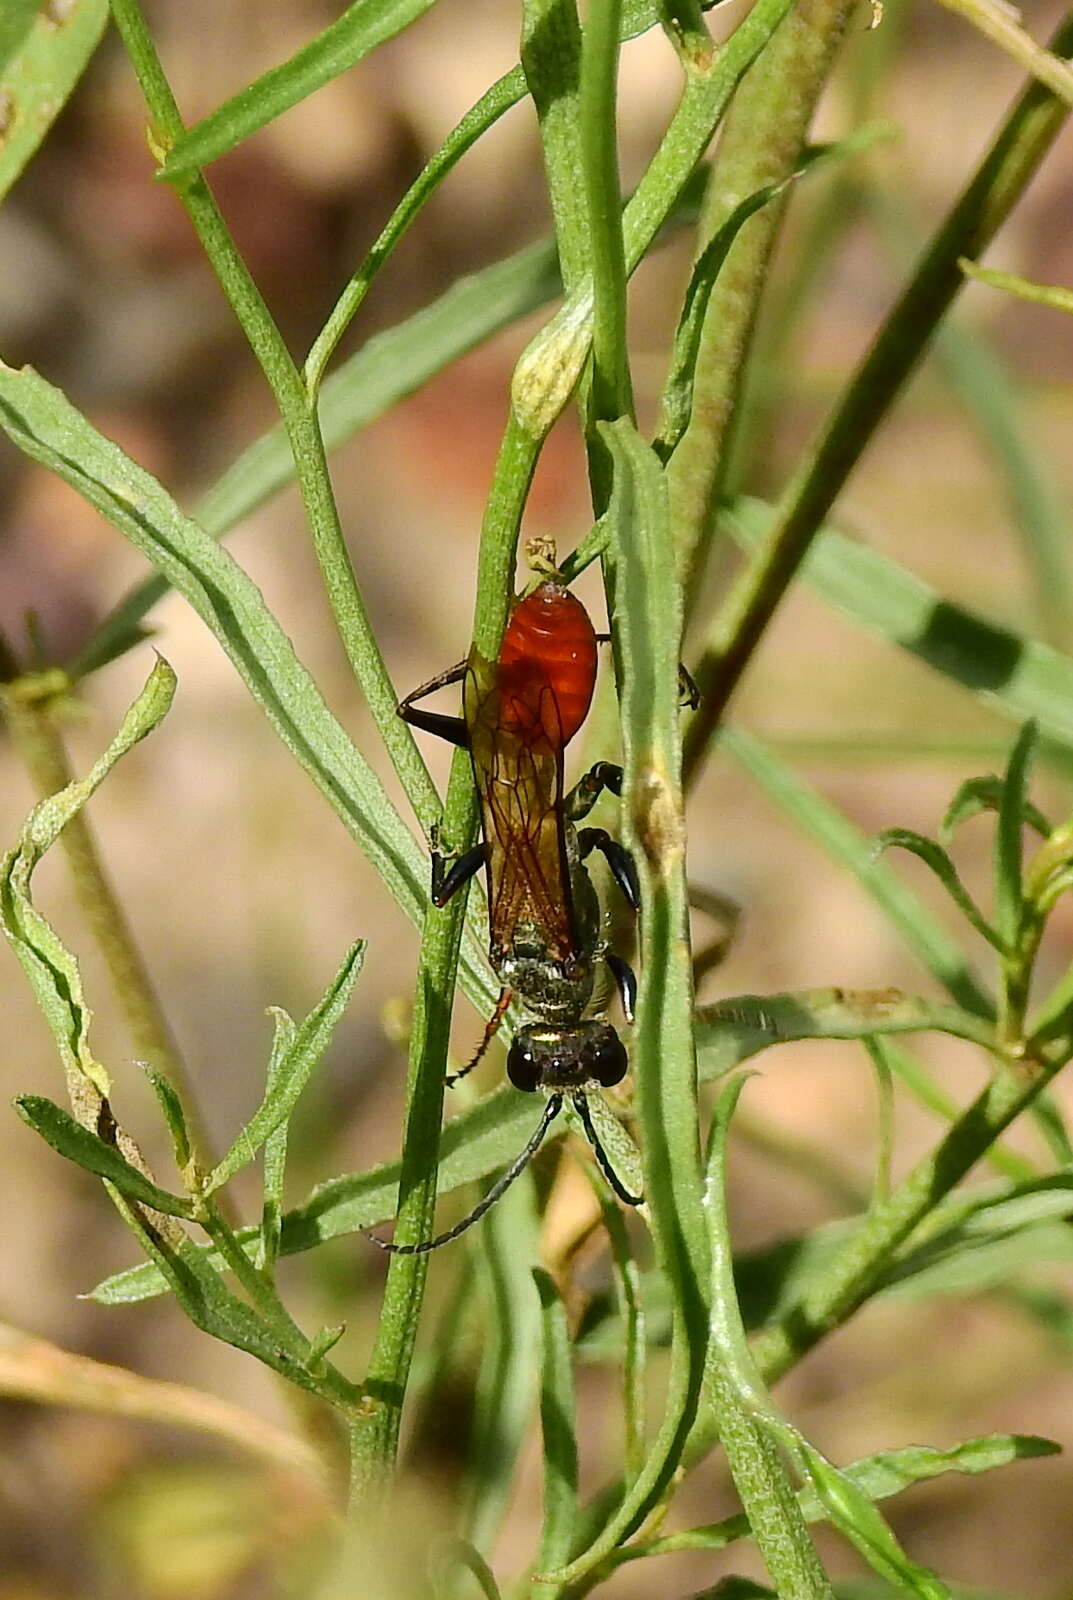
top-left (465, 655), bottom-right (577, 966)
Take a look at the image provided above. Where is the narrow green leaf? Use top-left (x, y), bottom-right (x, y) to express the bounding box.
top-left (463, 1178), bottom-right (540, 1553)
top-left (522, 0), bottom-right (587, 292)
top-left (0, 360), bottom-right (495, 1019)
top-left (626, 1433), bottom-right (1057, 1563)
top-left (0, 659), bottom-right (176, 1098)
top-left (798, 1445), bottom-right (951, 1600)
top-left (206, 943), bottom-right (364, 1194)
top-left (430, 1540), bottom-right (503, 1600)
top-left (595, 1186), bottom-right (646, 1481)
top-left (656, 126), bottom-right (893, 463)
top-left (656, 177), bottom-right (791, 461)
top-left (161, 0), bottom-right (700, 183)
top-left (703, 1075), bottom-right (786, 1423)
top-left (881, 1173), bottom-right (1073, 1299)
top-left (258, 1007), bottom-right (297, 1271)
top-left (578, 0), bottom-right (633, 439)
top-left (961, 256), bottom-right (1073, 315)
top-left (113, 1195), bottom-right (353, 1404)
top-left (994, 722), bottom-right (1037, 951)
top-left (820, 1433), bottom-right (1059, 1504)
top-left (1024, 1091), bottom-right (1073, 1164)
top-left (885, 1223), bottom-right (1073, 1301)
top-left (722, 496), bottom-right (1073, 747)
top-left (159, 0), bottom-right (436, 178)
top-left (719, 726), bottom-right (995, 1019)
top-left (860, 1037), bottom-right (1034, 1183)
top-left (873, 828), bottom-right (1002, 951)
top-left (15, 1096), bottom-right (193, 1218)
top-left (696, 988), bottom-right (997, 1071)
top-left (545, 418), bottom-right (710, 1582)
top-left (74, 237), bottom-right (562, 681)
top-left (534, 1266), bottom-right (579, 1576)
top-left (0, 0), bottom-right (108, 204)
top-left (144, 1068), bottom-right (192, 1173)
top-left (697, 1077), bottom-right (835, 1596)
top-left (942, 774), bottom-right (1051, 843)
top-left (865, 1038), bottom-right (895, 1213)
top-left (306, 1323), bottom-right (345, 1370)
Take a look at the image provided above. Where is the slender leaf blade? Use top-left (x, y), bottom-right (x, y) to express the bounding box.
top-left (718, 727), bottom-right (995, 1019)
top-left (697, 988), bottom-right (996, 1071)
top-left (0, 0), bottom-right (108, 203)
top-left (259, 1007), bottom-right (297, 1271)
top-left (994, 721), bottom-right (1036, 951)
top-left (961, 257), bottom-right (1073, 315)
top-left (160, 0), bottom-right (437, 178)
top-left (722, 497), bottom-right (1073, 747)
top-left (873, 828), bottom-right (1001, 951)
top-left (797, 1445), bottom-right (951, 1600)
top-left (0, 359), bottom-right (495, 1018)
top-left (206, 942), bottom-right (364, 1193)
top-left (463, 1178), bottom-right (540, 1552)
top-left (15, 1096), bottom-right (193, 1217)
top-left (0, 659), bottom-right (176, 1099)
top-left (534, 1266), bottom-right (579, 1576)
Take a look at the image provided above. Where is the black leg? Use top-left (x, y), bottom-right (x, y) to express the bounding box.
top-left (677, 662), bottom-right (701, 710)
top-left (431, 842), bottom-right (487, 907)
top-left (564, 761), bottom-right (624, 822)
top-left (577, 827), bottom-right (639, 910)
top-left (605, 951), bottom-right (637, 1025)
top-left (367, 1095), bottom-right (563, 1254)
top-left (593, 633), bottom-right (699, 711)
top-left (397, 659), bottom-right (470, 748)
top-left (571, 1093), bottom-right (643, 1207)
top-left (446, 986), bottom-right (511, 1085)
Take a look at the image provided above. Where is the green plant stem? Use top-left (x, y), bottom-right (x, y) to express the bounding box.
top-left (197, 1201), bottom-right (361, 1416)
top-left (107, 0), bottom-right (440, 828)
top-left (703, 1078), bottom-right (834, 1597)
top-left (580, 0), bottom-right (633, 436)
top-left (303, 69), bottom-right (520, 397)
top-left (668, 0), bottom-right (855, 595)
top-left (510, 0), bottom-right (795, 443)
top-left (683, 12), bottom-right (1073, 778)
top-left (348, 411), bottom-right (540, 1503)
top-left (0, 686), bottom-right (213, 1168)
top-left (749, 1039), bottom-right (1073, 1388)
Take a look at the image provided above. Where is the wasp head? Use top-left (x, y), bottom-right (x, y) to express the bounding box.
top-left (507, 1020), bottom-right (627, 1093)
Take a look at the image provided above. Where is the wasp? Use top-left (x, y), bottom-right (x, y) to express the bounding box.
top-left (375, 575), bottom-right (648, 1253)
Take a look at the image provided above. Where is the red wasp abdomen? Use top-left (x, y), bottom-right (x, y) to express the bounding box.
top-left (498, 581), bottom-right (598, 750)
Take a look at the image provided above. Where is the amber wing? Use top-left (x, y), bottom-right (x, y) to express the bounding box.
top-left (464, 650), bottom-right (578, 966)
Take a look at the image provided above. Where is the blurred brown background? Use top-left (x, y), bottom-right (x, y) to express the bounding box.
top-left (2, 1), bottom-right (1073, 1595)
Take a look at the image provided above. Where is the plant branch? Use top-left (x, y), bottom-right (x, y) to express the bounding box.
top-left (667, 0), bottom-right (855, 597)
top-left (107, 0), bottom-right (440, 828)
top-left (1, 681), bottom-right (213, 1169)
top-left (683, 12), bottom-right (1073, 778)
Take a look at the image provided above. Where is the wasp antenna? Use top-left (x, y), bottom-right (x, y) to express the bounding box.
top-left (571, 1092), bottom-right (644, 1207)
top-left (366, 1095), bottom-right (564, 1256)
top-left (447, 987), bottom-right (512, 1086)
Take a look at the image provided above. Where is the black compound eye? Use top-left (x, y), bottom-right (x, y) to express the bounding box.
top-left (507, 1038), bottom-right (542, 1093)
top-left (592, 1029), bottom-right (628, 1088)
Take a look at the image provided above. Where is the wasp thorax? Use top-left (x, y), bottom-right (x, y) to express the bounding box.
top-left (507, 1021), bottom-right (628, 1093)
